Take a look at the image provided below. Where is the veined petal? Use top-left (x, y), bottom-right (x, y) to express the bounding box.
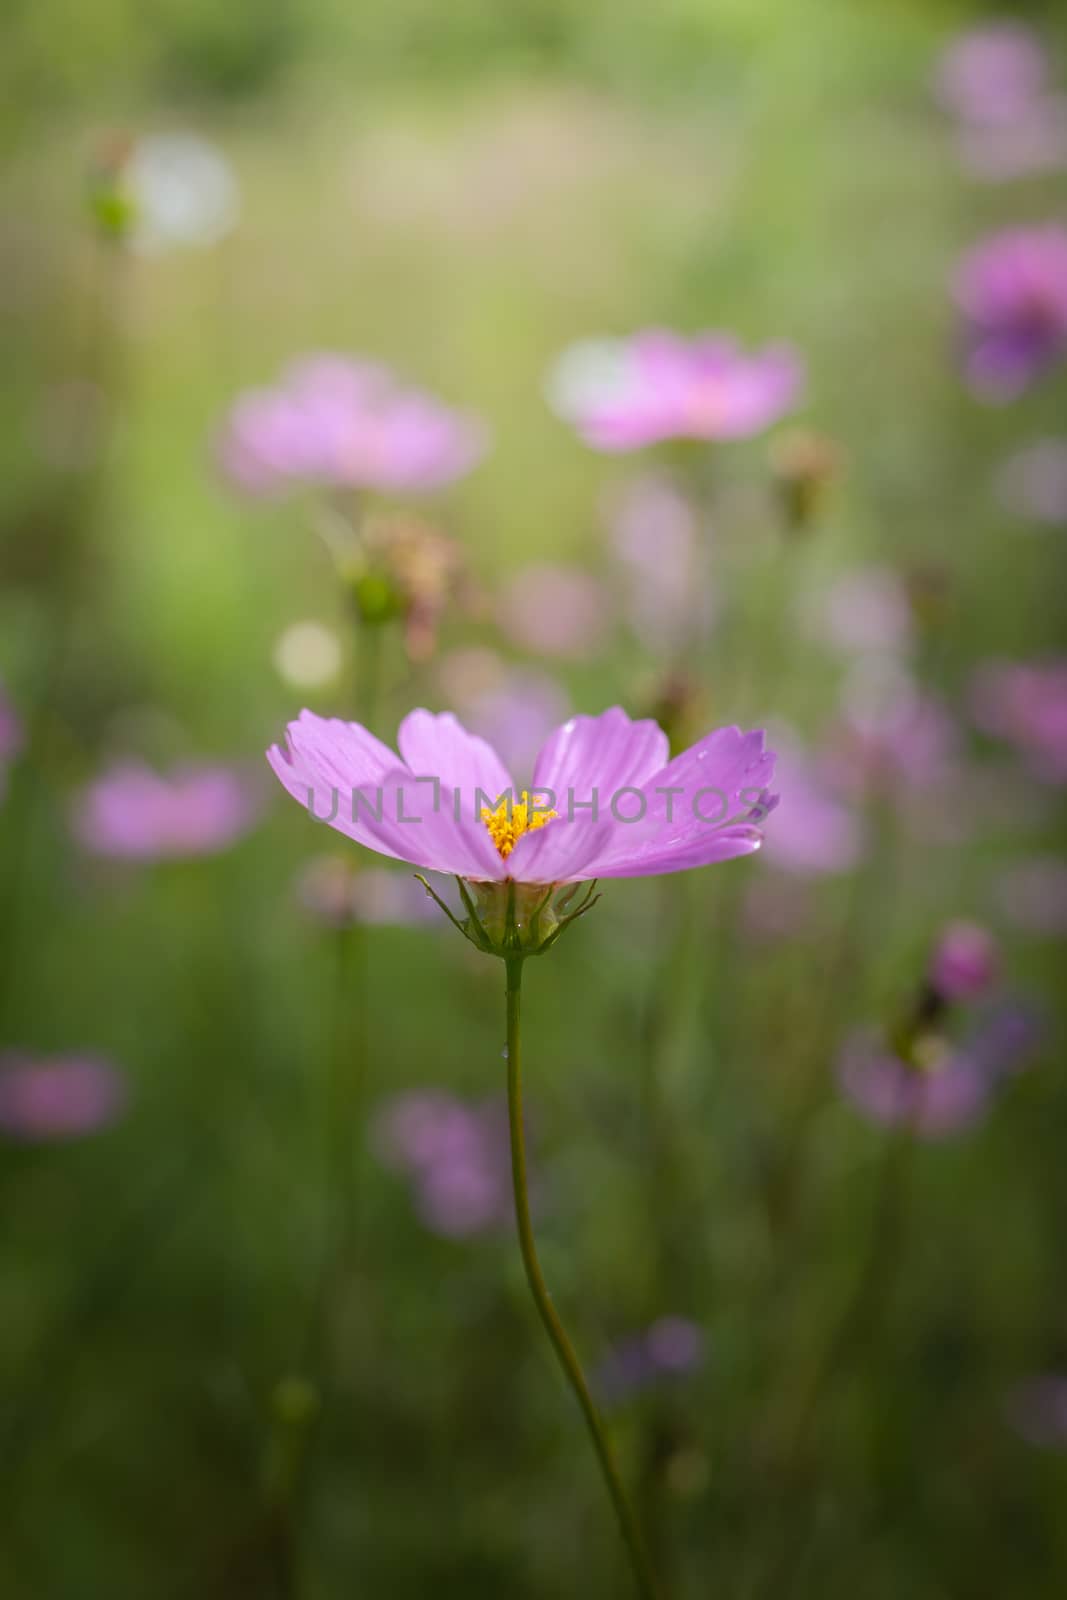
top-left (505, 808), bottom-right (616, 886)
top-left (266, 711), bottom-right (407, 859)
top-left (348, 768), bottom-right (507, 880)
top-left (285, 709), bottom-right (399, 790)
top-left (398, 709), bottom-right (515, 813)
top-left (532, 707), bottom-right (669, 805)
top-left (592, 825), bottom-right (766, 879)
top-left (580, 726), bottom-right (777, 878)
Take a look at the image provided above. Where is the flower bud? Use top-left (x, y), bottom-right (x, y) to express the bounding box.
top-left (770, 428), bottom-right (842, 531)
top-left (929, 920), bottom-right (1000, 1003)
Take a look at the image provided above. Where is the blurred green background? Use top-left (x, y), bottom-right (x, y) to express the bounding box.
top-left (2, 1), bottom-right (1066, 1595)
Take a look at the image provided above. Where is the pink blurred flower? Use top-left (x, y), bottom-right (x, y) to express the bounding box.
top-left (935, 24), bottom-right (1050, 128)
top-left (995, 855), bottom-right (1067, 936)
top-left (801, 566), bottom-right (914, 658)
top-left (497, 564), bottom-right (612, 660)
top-left (450, 669), bottom-right (569, 780)
top-left (996, 439), bottom-right (1067, 525)
top-left (838, 1004), bottom-right (1040, 1139)
top-left (827, 664), bottom-right (960, 799)
top-left (0, 1054), bottom-right (126, 1140)
top-left (217, 354), bottom-right (487, 496)
top-left (296, 855), bottom-right (438, 928)
top-left (760, 733), bottom-right (863, 877)
top-left (595, 1316), bottom-right (705, 1404)
top-left (971, 658), bottom-right (1067, 781)
top-left (606, 474), bottom-right (717, 651)
top-left (956, 101), bottom-right (1067, 182)
top-left (953, 226), bottom-right (1067, 400)
top-left (371, 1090), bottom-right (513, 1238)
top-left (73, 760), bottom-right (260, 859)
top-left (928, 921), bottom-right (1000, 1003)
top-left (547, 330), bottom-right (803, 451)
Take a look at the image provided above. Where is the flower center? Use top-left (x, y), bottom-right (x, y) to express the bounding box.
top-left (481, 791), bottom-right (557, 860)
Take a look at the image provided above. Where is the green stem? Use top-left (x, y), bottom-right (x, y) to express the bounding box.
top-left (504, 957), bottom-right (661, 1600)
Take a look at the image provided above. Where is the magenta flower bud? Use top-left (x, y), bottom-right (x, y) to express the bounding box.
top-left (929, 921), bottom-right (1000, 1003)
top-left (953, 226), bottom-right (1067, 400)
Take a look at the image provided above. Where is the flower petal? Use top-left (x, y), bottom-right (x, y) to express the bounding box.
top-left (505, 808), bottom-right (617, 885)
top-left (349, 768), bottom-right (507, 880)
top-left (285, 709), bottom-right (399, 790)
top-left (266, 711), bottom-right (405, 858)
top-left (580, 726), bottom-right (777, 879)
top-left (531, 707), bottom-right (669, 804)
top-left (398, 709), bottom-right (515, 809)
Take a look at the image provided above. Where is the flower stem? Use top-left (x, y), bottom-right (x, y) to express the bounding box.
top-left (503, 956), bottom-right (661, 1600)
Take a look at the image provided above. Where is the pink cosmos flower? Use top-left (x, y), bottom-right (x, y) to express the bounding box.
top-left (371, 1090), bottom-right (513, 1238)
top-left (266, 708), bottom-right (778, 902)
top-left (547, 330), bottom-right (803, 451)
top-left (971, 658), bottom-right (1067, 781)
top-left (217, 354), bottom-right (487, 496)
top-left (837, 1004), bottom-right (1039, 1139)
top-left (0, 1054), bottom-right (126, 1140)
top-left (74, 760), bottom-right (261, 859)
top-left (935, 24), bottom-right (1050, 128)
top-left (953, 226), bottom-right (1067, 399)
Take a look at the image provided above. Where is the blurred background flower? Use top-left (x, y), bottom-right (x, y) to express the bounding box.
top-left (0, 1054), bottom-right (126, 1140)
top-left (72, 761), bottom-right (261, 859)
top-left (547, 330), bottom-right (803, 450)
top-left (954, 226), bottom-right (1067, 399)
top-left (371, 1090), bottom-right (515, 1238)
top-left (496, 562), bottom-right (612, 659)
top-left (218, 355), bottom-right (488, 497)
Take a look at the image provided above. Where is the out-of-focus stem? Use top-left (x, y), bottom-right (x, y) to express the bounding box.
top-left (503, 957), bottom-right (662, 1600)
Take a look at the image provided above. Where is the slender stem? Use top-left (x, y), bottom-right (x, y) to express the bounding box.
top-left (503, 957), bottom-right (661, 1600)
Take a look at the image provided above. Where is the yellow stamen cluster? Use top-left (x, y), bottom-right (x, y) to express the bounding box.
top-left (481, 792), bottom-right (557, 860)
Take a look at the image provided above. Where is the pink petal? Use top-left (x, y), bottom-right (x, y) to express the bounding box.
top-left (582, 726), bottom-right (777, 878)
top-left (266, 711), bottom-right (405, 858)
top-left (397, 709), bottom-right (514, 805)
top-left (350, 768), bottom-right (506, 880)
top-left (531, 707), bottom-right (669, 801)
top-left (505, 808), bottom-right (617, 885)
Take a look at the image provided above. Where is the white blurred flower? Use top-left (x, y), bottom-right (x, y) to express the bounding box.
top-left (545, 338), bottom-right (631, 423)
top-left (127, 134), bottom-right (239, 254)
top-left (273, 621), bottom-right (342, 689)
